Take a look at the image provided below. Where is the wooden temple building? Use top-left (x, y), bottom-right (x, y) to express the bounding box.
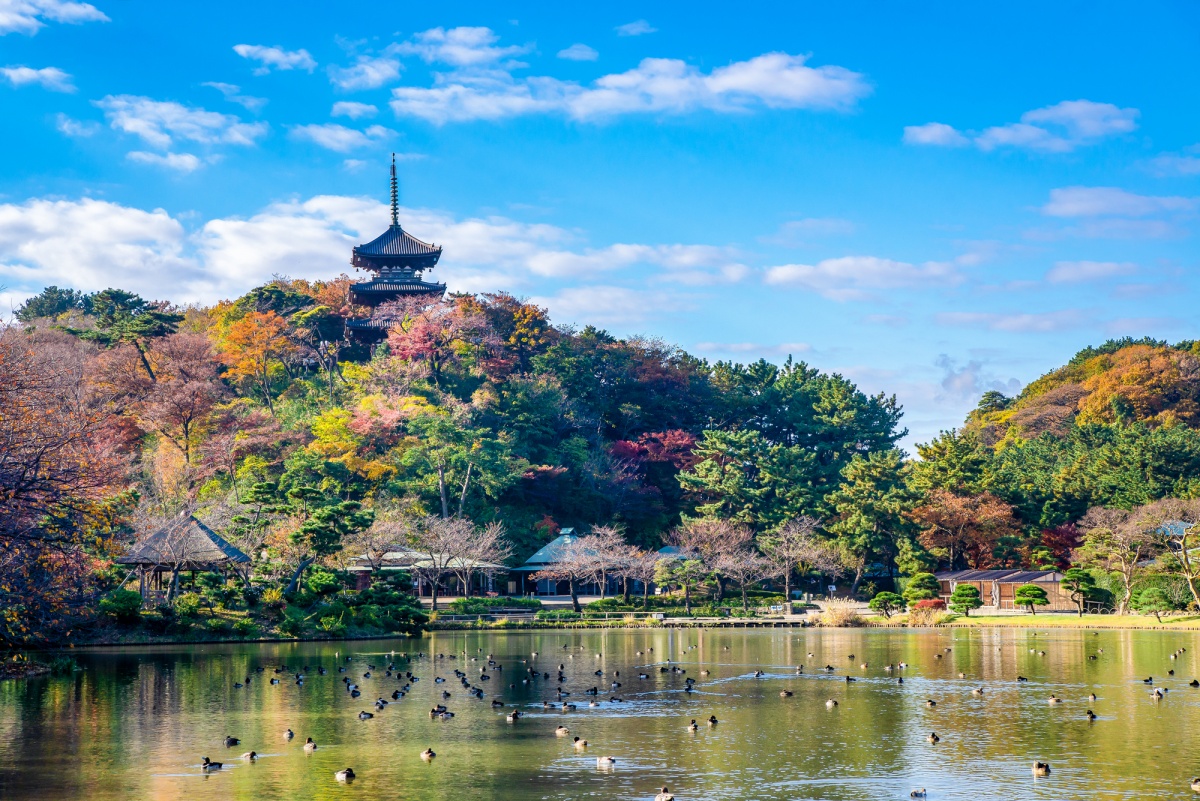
top-left (117, 515), bottom-right (251, 599)
top-left (345, 155), bottom-right (447, 343)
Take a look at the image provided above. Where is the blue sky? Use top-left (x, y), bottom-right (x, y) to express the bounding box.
top-left (2, 1), bottom-right (1199, 448)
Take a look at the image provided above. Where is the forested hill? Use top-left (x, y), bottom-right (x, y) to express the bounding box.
top-left (965, 337), bottom-right (1200, 444)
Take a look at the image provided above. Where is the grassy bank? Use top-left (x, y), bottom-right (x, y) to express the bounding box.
top-left (945, 613), bottom-right (1200, 630)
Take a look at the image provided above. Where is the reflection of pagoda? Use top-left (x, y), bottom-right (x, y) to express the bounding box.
top-left (345, 155), bottom-right (447, 342)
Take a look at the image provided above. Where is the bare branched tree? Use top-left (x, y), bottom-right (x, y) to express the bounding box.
top-left (1075, 506), bottom-right (1162, 614)
top-left (759, 516), bottom-right (843, 601)
top-left (714, 550), bottom-right (775, 612)
top-left (451, 521), bottom-right (512, 598)
top-left (407, 515), bottom-right (474, 611)
top-left (668, 518), bottom-right (753, 600)
top-left (613, 548), bottom-right (662, 609)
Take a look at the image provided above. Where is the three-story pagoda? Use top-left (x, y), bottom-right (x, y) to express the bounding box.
top-left (346, 155), bottom-right (447, 342)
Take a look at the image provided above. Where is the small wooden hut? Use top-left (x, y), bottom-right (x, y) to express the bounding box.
top-left (117, 515), bottom-right (251, 599)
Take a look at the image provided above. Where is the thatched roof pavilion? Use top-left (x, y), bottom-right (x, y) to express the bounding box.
top-left (118, 515), bottom-right (250, 597)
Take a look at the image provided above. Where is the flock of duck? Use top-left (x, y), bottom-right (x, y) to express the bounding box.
top-left (194, 635), bottom-right (1200, 798)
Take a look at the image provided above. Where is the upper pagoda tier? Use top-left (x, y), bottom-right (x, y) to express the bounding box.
top-left (349, 155), bottom-right (447, 308)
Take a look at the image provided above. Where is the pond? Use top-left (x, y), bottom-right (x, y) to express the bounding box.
top-left (1, 627), bottom-right (1197, 800)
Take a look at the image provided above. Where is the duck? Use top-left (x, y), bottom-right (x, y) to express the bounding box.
top-left (1089, 693), bottom-right (1098, 702)
top-left (335, 768), bottom-right (355, 782)
top-left (240, 751), bottom-right (257, 760)
top-left (1032, 762), bottom-right (1051, 777)
top-left (223, 736), bottom-right (240, 748)
top-left (201, 757), bottom-right (223, 771)
top-left (506, 711), bottom-right (522, 722)
top-left (421, 748), bottom-right (436, 761)
top-left (596, 756), bottom-right (616, 767)
top-left (927, 732), bottom-right (940, 744)
top-left (1085, 709), bottom-right (1096, 721)
top-left (971, 687), bottom-right (984, 696)
top-left (826, 699), bottom-right (838, 708)
top-left (654, 786), bottom-right (675, 801)
top-left (780, 690), bottom-right (794, 697)
top-left (687, 719), bottom-right (699, 732)
top-left (910, 790), bottom-right (926, 799)
top-left (284, 728), bottom-right (294, 740)
top-left (555, 726), bottom-right (570, 736)
top-left (706, 715), bottom-right (718, 726)
top-left (1191, 777), bottom-right (1200, 792)
top-left (1048, 695), bottom-right (1061, 705)
top-left (573, 737), bottom-right (588, 750)
top-left (358, 710), bottom-right (374, 719)
top-left (1191, 680), bottom-right (1200, 688)
top-left (925, 699), bottom-right (936, 708)
top-left (304, 737), bottom-right (317, 752)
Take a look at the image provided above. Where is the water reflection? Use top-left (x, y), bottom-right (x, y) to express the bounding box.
top-left (0, 628), bottom-right (1196, 800)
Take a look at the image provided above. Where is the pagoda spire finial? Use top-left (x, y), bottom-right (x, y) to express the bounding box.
top-left (389, 153), bottom-right (399, 226)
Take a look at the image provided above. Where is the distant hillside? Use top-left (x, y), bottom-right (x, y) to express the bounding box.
top-left (966, 337), bottom-right (1200, 445)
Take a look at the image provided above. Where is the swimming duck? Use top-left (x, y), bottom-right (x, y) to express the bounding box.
top-left (596, 756), bottom-right (616, 767)
top-left (706, 715), bottom-right (718, 726)
top-left (1032, 762), bottom-right (1051, 777)
top-left (971, 687), bottom-right (984, 695)
top-left (358, 711), bottom-right (374, 719)
top-left (223, 736), bottom-right (240, 748)
top-left (1191, 777), bottom-right (1200, 792)
top-left (1085, 709), bottom-right (1096, 721)
top-left (927, 732), bottom-right (940, 744)
top-left (335, 768), bottom-right (355, 782)
top-left (780, 690), bottom-right (794, 697)
top-left (506, 711), bottom-right (522, 722)
top-left (201, 757), bottom-right (223, 771)
top-left (421, 748), bottom-right (436, 761)
top-left (555, 726), bottom-right (570, 736)
top-left (1048, 695), bottom-right (1061, 705)
top-left (910, 790), bottom-right (926, 798)
top-left (826, 699), bottom-right (838, 708)
top-left (285, 728), bottom-right (294, 740)
top-left (925, 700), bottom-right (936, 708)
top-left (240, 751), bottom-right (257, 760)
top-left (573, 737), bottom-right (588, 750)
top-left (1089, 693), bottom-right (1098, 701)
top-left (654, 786), bottom-right (675, 801)
top-left (687, 719), bottom-right (699, 732)
top-left (304, 737), bottom-right (317, 752)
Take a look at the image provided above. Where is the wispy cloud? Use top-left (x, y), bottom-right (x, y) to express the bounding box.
top-left (1041, 186), bottom-right (1196, 217)
top-left (762, 217), bottom-right (855, 245)
top-left (289, 123), bottom-right (393, 152)
top-left (557, 43), bottom-right (598, 62)
top-left (0, 0), bottom-right (107, 36)
top-left (905, 99), bottom-right (1138, 153)
top-left (615, 20), bottom-right (657, 36)
top-left (1149, 145), bottom-right (1200, 177)
top-left (396, 26), bottom-right (529, 66)
top-left (328, 49), bottom-right (402, 91)
top-left (332, 101), bottom-right (377, 119)
top-left (1045, 260), bottom-right (1136, 283)
top-left (94, 95), bottom-right (269, 149)
top-left (936, 309), bottom-right (1086, 333)
top-left (201, 82), bottom-right (267, 112)
top-left (55, 112), bottom-right (98, 136)
top-left (389, 28), bottom-right (870, 124)
top-left (1, 64), bottom-right (74, 91)
top-left (126, 151), bottom-right (203, 172)
top-left (233, 43), bottom-right (316, 75)
top-left (763, 255), bottom-right (960, 301)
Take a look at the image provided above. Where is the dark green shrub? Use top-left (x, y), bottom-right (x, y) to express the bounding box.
top-left (535, 610), bottom-right (580, 621)
top-left (278, 614), bottom-right (305, 637)
top-left (448, 597), bottom-right (542, 614)
top-left (306, 567), bottom-right (340, 597)
top-left (175, 592), bottom-right (202, 618)
top-left (948, 585), bottom-right (982, 616)
top-left (99, 589), bottom-right (144, 624)
top-left (241, 585), bottom-right (263, 607)
top-left (233, 618), bottom-right (257, 636)
top-left (869, 591), bottom-right (905, 619)
top-left (207, 617), bottom-right (233, 634)
top-left (903, 573), bottom-right (941, 603)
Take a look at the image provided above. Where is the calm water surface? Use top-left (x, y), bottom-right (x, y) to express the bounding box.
top-left (1, 628), bottom-right (1198, 800)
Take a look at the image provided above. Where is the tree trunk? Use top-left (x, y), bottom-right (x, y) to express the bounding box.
top-left (430, 577), bottom-right (440, 611)
top-left (683, 581), bottom-right (692, 614)
top-left (783, 570), bottom-right (792, 604)
top-left (642, 581), bottom-right (650, 610)
top-left (133, 340), bottom-right (157, 383)
top-left (570, 579), bottom-right (581, 613)
top-left (622, 576), bottom-right (630, 605)
top-left (599, 570), bottom-right (607, 599)
top-left (456, 462), bottom-right (473, 517)
top-left (850, 562), bottom-right (864, 597)
top-left (437, 463), bottom-right (450, 519)
top-left (285, 557), bottom-right (315, 594)
top-left (741, 584), bottom-right (748, 612)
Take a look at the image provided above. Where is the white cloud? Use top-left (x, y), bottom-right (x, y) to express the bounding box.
top-left (907, 99), bottom-right (1139, 153)
top-left (1045, 260), bottom-right (1136, 283)
top-left (233, 44), bottom-right (316, 76)
top-left (557, 43), bottom-right (598, 61)
top-left (201, 81), bottom-right (267, 112)
top-left (0, 0), bottom-right (107, 35)
top-left (0, 194), bottom-right (752, 307)
top-left (530, 286), bottom-right (688, 326)
top-left (903, 122), bottom-right (968, 147)
top-left (55, 112), bottom-right (98, 136)
top-left (342, 159), bottom-right (366, 171)
top-left (289, 123), bottom-right (393, 152)
top-left (1150, 146), bottom-right (1200, 177)
top-left (126, 151), bottom-right (203, 172)
top-left (94, 95), bottom-right (269, 149)
top-left (763, 255), bottom-right (959, 301)
top-left (694, 341), bottom-right (812, 356)
top-left (391, 42), bottom-right (869, 123)
top-left (328, 51), bottom-right (402, 91)
top-left (615, 20), bottom-right (656, 36)
top-left (332, 101), bottom-right (377, 119)
top-left (1, 64), bottom-right (74, 91)
top-left (763, 217), bottom-right (855, 245)
top-left (1041, 186), bottom-right (1196, 217)
top-left (397, 26), bottom-right (529, 67)
top-left (934, 354), bottom-right (1023, 401)
top-left (936, 310), bottom-right (1086, 333)
top-left (0, 198), bottom-right (193, 296)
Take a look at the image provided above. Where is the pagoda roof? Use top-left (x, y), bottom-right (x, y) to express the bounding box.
top-left (352, 224), bottom-right (442, 269)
